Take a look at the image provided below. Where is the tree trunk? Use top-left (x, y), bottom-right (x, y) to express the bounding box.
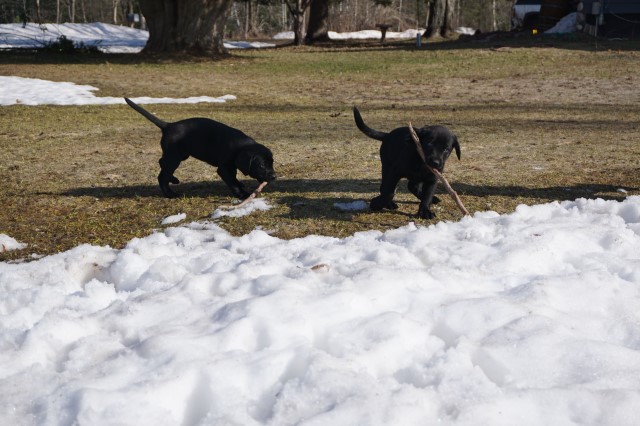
top-left (424, 0), bottom-right (456, 38)
top-left (80, 0), bottom-right (87, 23)
top-left (244, 0), bottom-right (250, 38)
top-left (491, 0), bottom-right (497, 31)
top-left (139, 0), bottom-right (233, 55)
top-left (35, 0), bottom-right (42, 22)
top-left (113, 0), bottom-right (119, 24)
top-left (286, 0), bottom-right (311, 46)
top-left (305, 0), bottom-right (330, 43)
top-left (443, 0), bottom-right (455, 36)
top-left (244, 0), bottom-right (258, 38)
top-left (127, 0), bottom-right (134, 27)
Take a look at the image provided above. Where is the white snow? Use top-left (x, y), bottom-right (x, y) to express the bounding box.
top-left (334, 200), bottom-right (368, 211)
top-left (1, 197), bottom-right (640, 425)
top-left (545, 12), bottom-right (578, 34)
top-left (0, 234), bottom-right (26, 252)
top-left (0, 23), bottom-right (275, 52)
top-left (0, 22), bottom-right (148, 53)
top-left (274, 29), bottom-right (425, 41)
top-left (1, 76), bottom-right (236, 106)
top-left (225, 40), bottom-right (277, 50)
top-left (161, 213), bottom-right (187, 225)
top-left (456, 27), bottom-right (477, 36)
top-left (211, 198), bottom-right (272, 219)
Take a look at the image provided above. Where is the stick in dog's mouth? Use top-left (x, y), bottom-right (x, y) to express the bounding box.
top-left (219, 181), bottom-right (269, 210)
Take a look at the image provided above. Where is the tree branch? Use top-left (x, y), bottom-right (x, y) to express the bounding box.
top-left (218, 181), bottom-right (268, 210)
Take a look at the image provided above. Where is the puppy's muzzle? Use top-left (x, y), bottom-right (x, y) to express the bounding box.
top-left (428, 159), bottom-right (444, 172)
top-left (263, 171), bottom-right (277, 183)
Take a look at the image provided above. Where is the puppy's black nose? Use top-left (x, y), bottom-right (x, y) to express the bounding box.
top-left (267, 172), bottom-right (277, 182)
top-left (429, 159), bottom-right (443, 170)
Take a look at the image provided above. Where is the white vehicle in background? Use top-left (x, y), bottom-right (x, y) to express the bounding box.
top-left (511, 0), bottom-right (543, 30)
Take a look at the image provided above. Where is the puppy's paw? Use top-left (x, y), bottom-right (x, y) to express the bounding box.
top-left (170, 176), bottom-right (180, 184)
top-left (432, 195), bottom-right (441, 204)
top-left (370, 196), bottom-right (386, 211)
top-left (237, 190), bottom-right (252, 200)
top-left (418, 207), bottom-right (436, 220)
top-left (387, 201), bottom-right (399, 210)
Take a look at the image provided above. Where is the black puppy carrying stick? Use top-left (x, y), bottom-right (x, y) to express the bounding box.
top-left (353, 106), bottom-right (464, 219)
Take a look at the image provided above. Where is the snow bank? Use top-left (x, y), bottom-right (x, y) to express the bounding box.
top-left (0, 23), bottom-right (275, 53)
top-left (0, 22), bottom-right (147, 53)
top-left (1, 197), bottom-right (639, 425)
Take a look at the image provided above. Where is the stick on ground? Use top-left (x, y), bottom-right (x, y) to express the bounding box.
top-left (219, 181), bottom-right (269, 210)
top-left (408, 123), bottom-right (470, 217)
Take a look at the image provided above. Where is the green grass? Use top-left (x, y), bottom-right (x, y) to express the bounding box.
top-left (1, 35), bottom-right (640, 260)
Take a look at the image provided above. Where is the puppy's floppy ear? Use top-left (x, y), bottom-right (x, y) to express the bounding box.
top-left (453, 136), bottom-right (461, 160)
top-left (235, 150), bottom-right (253, 175)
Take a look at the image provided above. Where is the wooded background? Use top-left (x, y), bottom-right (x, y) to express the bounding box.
top-left (1, 0), bottom-right (514, 38)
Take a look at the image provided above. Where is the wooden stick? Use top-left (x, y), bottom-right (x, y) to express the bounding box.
top-left (219, 181), bottom-right (269, 210)
top-left (408, 123), bottom-right (470, 217)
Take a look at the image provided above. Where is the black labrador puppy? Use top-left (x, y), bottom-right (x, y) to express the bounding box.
top-left (353, 107), bottom-right (460, 219)
top-left (125, 98), bottom-right (276, 199)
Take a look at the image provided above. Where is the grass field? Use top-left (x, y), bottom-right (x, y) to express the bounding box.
top-left (1, 35), bottom-right (639, 260)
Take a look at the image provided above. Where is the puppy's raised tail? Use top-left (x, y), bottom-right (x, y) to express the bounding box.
top-left (124, 97), bottom-right (168, 130)
top-left (353, 106), bottom-right (388, 141)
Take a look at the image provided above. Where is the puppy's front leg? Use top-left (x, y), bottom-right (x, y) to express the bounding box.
top-left (408, 180), bottom-right (440, 204)
top-left (417, 177), bottom-right (438, 219)
top-left (217, 167), bottom-right (251, 199)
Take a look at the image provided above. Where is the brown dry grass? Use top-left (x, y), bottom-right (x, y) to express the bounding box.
top-left (1, 35), bottom-right (639, 261)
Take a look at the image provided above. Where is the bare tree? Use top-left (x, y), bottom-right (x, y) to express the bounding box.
top-left (139, 0), bottom-right (234, 54)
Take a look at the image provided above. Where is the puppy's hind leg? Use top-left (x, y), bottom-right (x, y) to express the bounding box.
top-left (158, 156), bottom-right (181, 198)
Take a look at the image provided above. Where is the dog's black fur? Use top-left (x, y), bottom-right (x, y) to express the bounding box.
top-left (353, 107), bottom-right (461, 219)
top-left (125, 98), bottom-right (276, 199)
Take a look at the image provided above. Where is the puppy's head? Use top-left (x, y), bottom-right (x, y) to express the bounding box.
top-left (236, 145), bottom-right (277, 183)
top-left (416, 125), bottom-right (460, 172)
